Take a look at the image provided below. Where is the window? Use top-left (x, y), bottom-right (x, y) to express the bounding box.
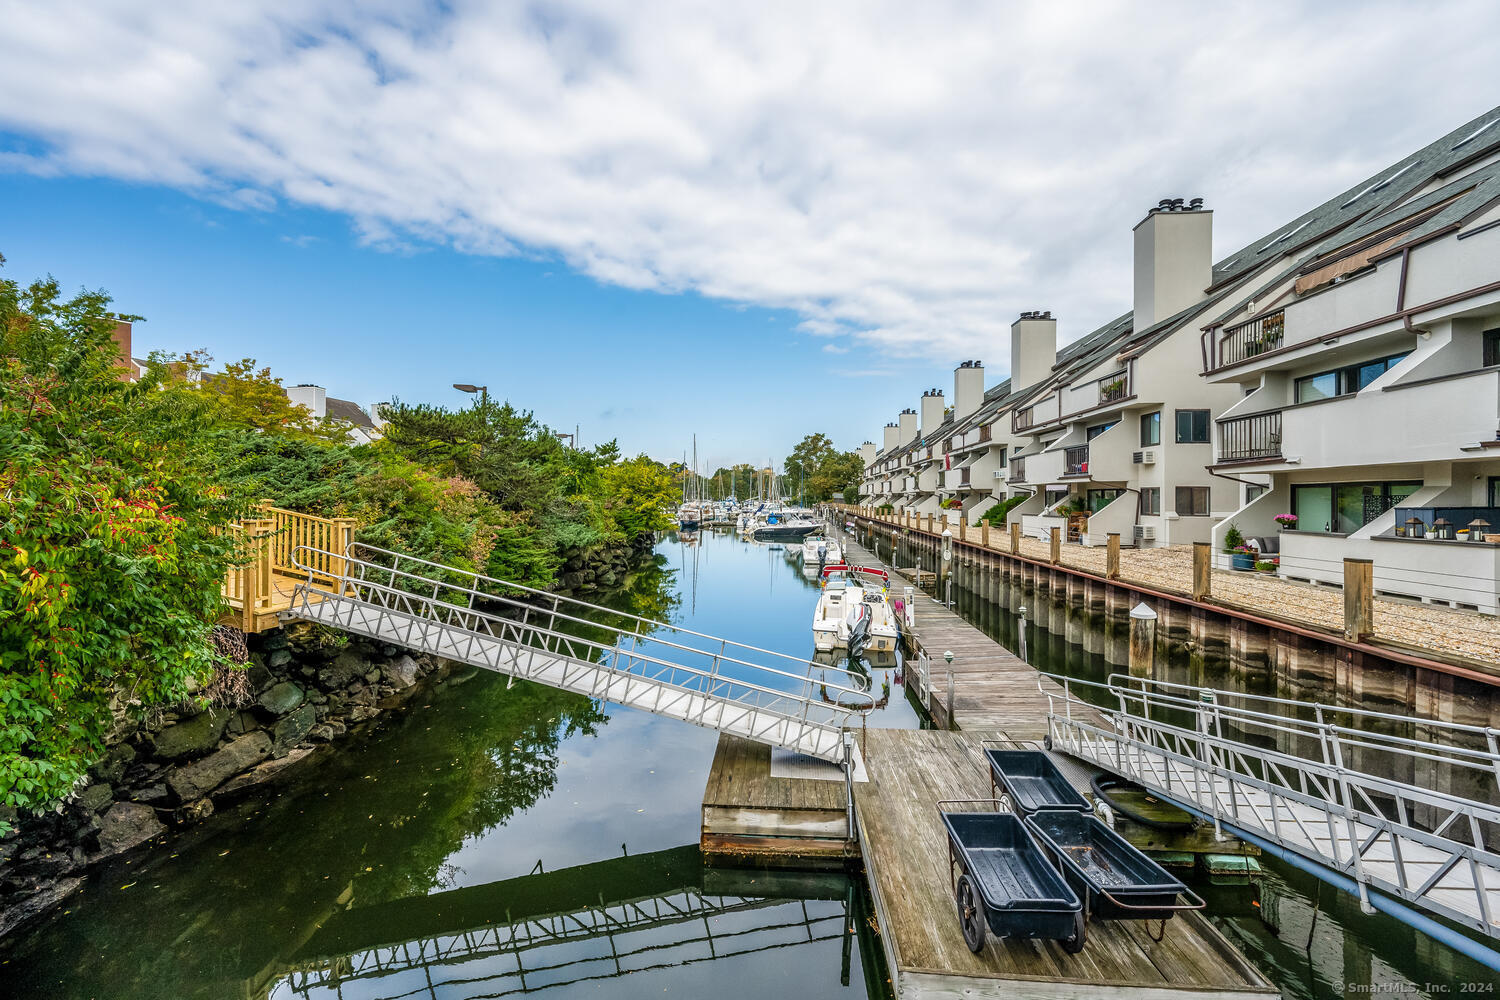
top-left (1140, 412), bottom-right (1161, 447)
top-left (1175, 486), bottom-right (1210, 516)
top-left (1485, 328), bottom-right (1500, 368)
top-left (1489, 477), bottom-right (1499, 508)
top-left (1246, 484), bottom-right (1269, 504)
top-left (1290, 481), bottom-right (1421, 533)
top-left (1086, 421), bottom-right (1117, 441)
top-left (1087, 489), bottom-right (1123, 512)
top-left (1044, 488), bottom-right (1068, 509)
top-left (1175, 410), bottom-right (1210, 444)
top-left (1294, 352), bottom-right (1410, 404)
top-left (1138, 488), bottom-right (1161, 516)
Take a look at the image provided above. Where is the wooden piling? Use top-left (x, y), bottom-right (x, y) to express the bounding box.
top-left (1106, 532), bottom-right (1121, 580)
top-left (1193, 542), bottom-right (1212, 601)
top-left (1129, 602), bottom-right (1158, 678)
top-left (1049, 525), bottom-right (1061, 565)
top-left (1010, 522), bottom-right (1020, 554)
top-left (1344, 558), bottom-right (1374, 641)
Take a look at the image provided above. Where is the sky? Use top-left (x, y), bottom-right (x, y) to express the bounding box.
top-left (1, 1), bottom-right (1496, 471)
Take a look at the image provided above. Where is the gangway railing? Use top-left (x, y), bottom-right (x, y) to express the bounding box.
top-left (282, 543), bottom-right (873, 760)
top-left (1038, 672), bottom-right (1500, 942)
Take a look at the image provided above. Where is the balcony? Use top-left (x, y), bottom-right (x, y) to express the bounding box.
top-left (1098, 374), bottom-right (1128, 405)
top-left (1392, 506), bottom-right (1500, 540)
top-left (1216, 310), bottom-right (1285, 368)
top-left (1008, 456), bottom-right (1026, 482)
top-left (1015, 407), bottom-right (1034, 431)
top-left (1217, 410), bottom-right (1283, 463)
top-left (978, 423), bottom-right (992, 442)
top-left (959, 467), bottom-right (971, 487)
top-left (1063, 445), bottom-right (1089, 477)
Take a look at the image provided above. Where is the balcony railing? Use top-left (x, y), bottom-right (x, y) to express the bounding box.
top-left (1218, 310), bottom-right (1285, 367)
top-left (1217, 410), bottom-right (1282, 462)
top-left (978, 423), bottom-right (992, 442)
top-left (959, 467), bottom-right (971, 486)
top-left (1009, 457), bottom-right (1026, 482)
top-left (1015, 407), bottom-right (1034, 431)
top-left (1393, 506), bottom-right (1500, 539)
top-left (1063, 445), bottom-right (1089, 476)
top-left (1098, 374), bottom-right (1128, 404)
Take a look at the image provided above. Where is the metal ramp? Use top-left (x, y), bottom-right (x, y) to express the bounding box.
top-left (1039, 673), bottom-right (1500, 941)
top-left (282, 543), bottom-right (872, 761)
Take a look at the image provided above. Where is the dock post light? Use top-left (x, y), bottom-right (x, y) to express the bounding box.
top-left (1017, 605), bottom-right (1028, 662)
top-left (944, 650), bottom-right (955, 730)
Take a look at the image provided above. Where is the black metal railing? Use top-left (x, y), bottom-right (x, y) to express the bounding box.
top-left (1218, 310), bottom-right (1285, 368)
top-left (1098, 374), bottom-right (1128, 404)
top-left (1064, 445), bottom-right (1089, 476)
top-left (1217, 410), bottom-right (1282, 462)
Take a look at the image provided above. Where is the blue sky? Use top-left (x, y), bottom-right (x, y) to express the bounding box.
top-left (1, 170), bottom-right (933, 468)
top-left (1, 2), bottom-right (1495, 470)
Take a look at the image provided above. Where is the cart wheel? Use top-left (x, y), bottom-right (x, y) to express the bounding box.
top-left (1061, 910), bottom-right (1087, 954)
top-left (1043, 734), bottom-right (1053, 751)
top-left (955, 875), bottom-right (986, 953)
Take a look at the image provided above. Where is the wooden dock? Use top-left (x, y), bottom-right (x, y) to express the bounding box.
top-left (852, 728), bottom-right (1276, 1000)
top-left (700, 734), bottom-right (856, 865)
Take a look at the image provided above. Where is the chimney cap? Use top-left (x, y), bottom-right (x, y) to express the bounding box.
top-left (1150, 196), bottom-right (1206, 214)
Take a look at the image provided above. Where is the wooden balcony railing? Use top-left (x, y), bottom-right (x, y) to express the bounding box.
top-left (1064, 445), bottom-right (1089, 476)
top-left (1217, 410), bottom-right (1283, 462)
top-left (959, 467), bottom-right (971, 486)
top-left (978, 423), bottom-right (992, 442)
top-left (1217, 310), bottom-right (1286, 368)
top-left (1009, 456), bottom-right (1026, 482)
top-left (1015, 407), bottom-right (1034, 431)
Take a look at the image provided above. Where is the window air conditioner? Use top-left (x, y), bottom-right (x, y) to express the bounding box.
top-left (1140, 450), bottom-right (1156, 465)
top-left (1134, 524), bottom-right (1156, 541)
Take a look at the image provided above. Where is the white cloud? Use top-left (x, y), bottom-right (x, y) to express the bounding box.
top-left (0, 0), bottom-right (1495, 371)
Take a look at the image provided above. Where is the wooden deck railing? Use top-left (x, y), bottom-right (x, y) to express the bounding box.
top-left (221, 503), bottom-right (358, 631)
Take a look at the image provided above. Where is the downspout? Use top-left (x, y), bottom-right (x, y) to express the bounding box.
top-left (1397, 247), bottom-right (1428, 336)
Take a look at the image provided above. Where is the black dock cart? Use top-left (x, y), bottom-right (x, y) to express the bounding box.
top-left (983, 747), bottom-right (1091, 816)
top-left (938, 800), bottom-right (1085, 954)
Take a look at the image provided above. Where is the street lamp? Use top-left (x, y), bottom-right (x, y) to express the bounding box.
top-left (453, 383), bottom-right (488, 407)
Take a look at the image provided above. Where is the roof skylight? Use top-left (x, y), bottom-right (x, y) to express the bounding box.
top-left (1452, 118), bottom-right (1500, 150)
top-left (1258, 218), bottom-right (1313, 253)
top-left (1339, 162), bottom-right (1417, 209)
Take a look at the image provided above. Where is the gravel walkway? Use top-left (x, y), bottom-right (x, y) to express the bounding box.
top-left (1003, 537), bottom-right (1499, 663)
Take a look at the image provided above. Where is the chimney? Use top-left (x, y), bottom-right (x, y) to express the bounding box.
top-left (882, 422), bottom-right (900, 453)
top-left (1010, 311), bottom-right (1057, 392)
top-left (920, 388), bottom-right (945, 437)
top-left (286, 384), bottom-right (327, 419)
top-left (898, 408), bottom-right (918, 444)
top-left (860, 442), bottom-right (877, 467)
top-left (1133, 197), bottom-right (1212, 329)
top-left (953, 360), bottom-right (984, 420)
top-left (109, 320), bottom-right (139, 381)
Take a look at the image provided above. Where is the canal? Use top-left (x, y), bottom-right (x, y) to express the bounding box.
top-left (2, 527), bottom-right (1493, 997)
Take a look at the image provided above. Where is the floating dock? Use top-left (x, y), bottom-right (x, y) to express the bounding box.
top-left (852, 729), bottom-right (1275, 999)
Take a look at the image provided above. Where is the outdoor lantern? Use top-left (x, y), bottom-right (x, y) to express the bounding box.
top-left (1405, 516), bottom-right (1425, 539)
top-left (1432, 517), bottom-right (1455, 541)
top-left (1469, 518), bottom-right (1490, 543)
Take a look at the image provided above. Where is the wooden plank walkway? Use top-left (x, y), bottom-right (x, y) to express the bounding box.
top-left (852, 728), bottom-right (1276, 1000)
top-left (700, 734), bottom-right (854, 863)
top-left (839, 532), bottom-right (1106, 739)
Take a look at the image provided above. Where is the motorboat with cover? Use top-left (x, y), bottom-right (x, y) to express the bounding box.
top-left (811, 564), bottom-right (898, 654)
top-left (800, 536), bottom-right (842, 565)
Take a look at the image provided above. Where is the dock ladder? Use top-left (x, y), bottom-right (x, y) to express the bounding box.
top-left (281, 543), bottom-right (873, 761)
top-left (1040, 672), bottom-right (1500, 942)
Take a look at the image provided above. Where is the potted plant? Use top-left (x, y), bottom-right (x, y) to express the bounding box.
top-left (1273, 513), bottom-right (1297, 530)
top-left (1231, 545), bottom-right (1256, 571)
top-left (1101, 377), bottom-right (1126, 401)
top-left (1223, 522), bottom-right (1245, 551)
top-left (1254, 559), bottom-right (1277, 573)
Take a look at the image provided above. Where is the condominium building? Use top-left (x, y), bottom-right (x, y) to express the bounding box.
top-left (1202, 108), bottom-right (1500, 612)
top-left (859, 104), bottom-right (1500, 611)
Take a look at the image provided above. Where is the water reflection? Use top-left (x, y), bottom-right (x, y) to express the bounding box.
top-left (1, 529), bottom-right (894, 999)
top-left (276, 847), bottom-right (882, 1000)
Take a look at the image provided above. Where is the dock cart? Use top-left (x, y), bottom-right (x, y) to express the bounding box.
top-left (938, 800), bottom-right (1086, 954)
top-left (1024, 808), bottom-right (1204, 932)
top-left (983, 747), bottom-right (1091, 816)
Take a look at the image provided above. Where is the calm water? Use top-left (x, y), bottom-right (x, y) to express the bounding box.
top-left (7, 526), bottom-right (1494, 998)
top-left (0, 530), bottom-right (900, 1000)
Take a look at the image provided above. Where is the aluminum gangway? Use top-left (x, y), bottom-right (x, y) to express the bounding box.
top-left (1039, 672), bottom-right (1500, 946)
top-left (282, 543), bottom-right (872, 761)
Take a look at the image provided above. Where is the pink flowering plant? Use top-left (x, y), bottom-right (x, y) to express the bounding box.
top-left (1274, 513), bottom-right (1298, 527)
